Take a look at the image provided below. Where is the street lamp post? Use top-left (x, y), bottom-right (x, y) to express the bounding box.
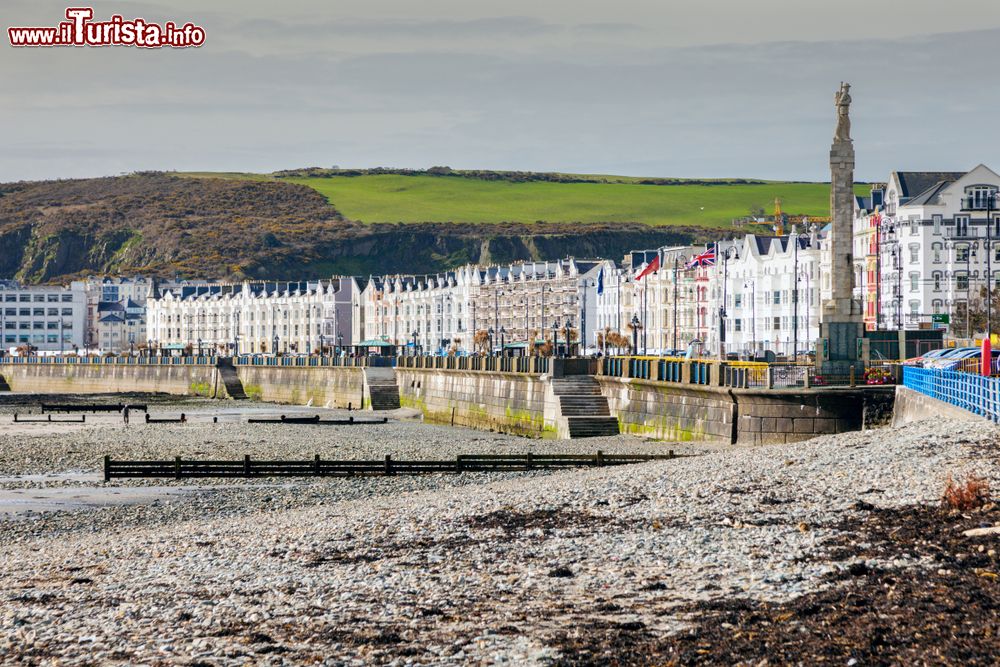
top-left (743, 280), bottom-right (756, 357)
top-left (564, 319), bottom-right (572, 357)
top-left (672, 256), bottom-right (687, 353)
top-left (494, 290), bottom-right (501, 343)
top-left (541, 285), bottom-right (549, 333)
top-left (987, 192), bottom-right (996, 339)
top-left (411, 330), bottom-right (419, 356)
top-left (551, 321), bottom-right (559, 357)
top-left (273, 334), bottom-right (279, 357)
top-left (793, 235), bottom-right (799, 362)
top-left (487, 327), bottom-right (495, 355)
top-left (499, 326), bottom-right (506, 355)
top-left (630, 314), bottom-right (640, 355)
top-left (718, 244), bottom-right (739, 360)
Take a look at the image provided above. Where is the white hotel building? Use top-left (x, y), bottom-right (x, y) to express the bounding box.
top-left (853, 164), bottom-right (1000, 337)
top-left (355, 259), bottom-right (602, 354)
top-left (146, 280), bottom-right (354, 355)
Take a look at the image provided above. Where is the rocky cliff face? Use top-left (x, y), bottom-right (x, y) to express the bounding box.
top-left (0, 174), bottom-right (712, 283)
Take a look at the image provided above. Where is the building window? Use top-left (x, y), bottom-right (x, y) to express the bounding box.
top-left (933, 215), bottom-right (942, 235)
top-left (957, 274), bottom-right (970, 290)
top-left (772, 317), bottom-right (780, 330)
top-left (910, 274), bottom-right (919, 291)
top-left (773, 291), bottom-right (781, 305)
top-left (933, 272), bottom-right (942, 291)
top-left (966, 185), bottom-right (998, 210)
top-left (957, 246), bottom-right (969, 262)
top-left (956, 216), bottom-right (970, 237)
top-left (909, 246), bottom-right (919, 263)
top-left (734, 319), bottom-right (741, 332)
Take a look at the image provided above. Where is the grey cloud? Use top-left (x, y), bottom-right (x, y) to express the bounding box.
top-left (3, 10), bottom-right (1000, 182)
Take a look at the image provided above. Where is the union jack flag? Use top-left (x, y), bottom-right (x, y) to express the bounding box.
top-left (686, 243), bottom-right (716, 269)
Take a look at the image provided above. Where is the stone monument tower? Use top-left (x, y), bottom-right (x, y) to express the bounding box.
top-left (820, 82), bottom-right (863, 363)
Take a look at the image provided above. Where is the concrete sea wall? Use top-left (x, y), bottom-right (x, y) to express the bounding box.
top-left (0, 363), bottom-right (230, 398)
top-left (891, 385), bottom-right (979, 428)
top-left (396, 368), bottom-right (557, 437)
top-left (236, 366), bottom-right (366, 408)
top-left (598, 376), bottom-right (894, 445)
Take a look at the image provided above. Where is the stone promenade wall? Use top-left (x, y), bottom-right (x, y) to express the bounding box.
top-left (395, 368), bottom-right (556, 437)
top-left (598, 376), bottom-right (893, 445)
top-left (236, 366), bottom-right (366, 408)
top-left (891, 385), bottom-right (979, 428)
top-left (0, 363), bottom-right (228, 398)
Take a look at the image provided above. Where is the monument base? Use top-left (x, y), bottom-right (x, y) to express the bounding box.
top-left (821, 320), bottom-right (864, 362)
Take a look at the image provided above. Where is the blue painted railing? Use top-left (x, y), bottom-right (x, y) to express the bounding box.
top-left (903, 366), bottom-right (1000, 423)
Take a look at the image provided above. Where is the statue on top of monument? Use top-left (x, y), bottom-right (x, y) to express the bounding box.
top-left (834, 82), bottom-right (852, 142)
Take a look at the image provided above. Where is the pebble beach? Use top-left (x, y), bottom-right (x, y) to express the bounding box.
top-left (1, 395), bottom-right (998, 665)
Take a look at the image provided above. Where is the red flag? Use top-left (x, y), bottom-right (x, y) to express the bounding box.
top-left (635, 254), bottom-right (660, 281)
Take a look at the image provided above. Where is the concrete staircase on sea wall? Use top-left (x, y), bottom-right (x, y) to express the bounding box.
top-left (550, 375), bottom-right (619, 438)
top-left (215, 360), bottom-right (247, 400)
top-left (364, 368), bottom-right (401, 411)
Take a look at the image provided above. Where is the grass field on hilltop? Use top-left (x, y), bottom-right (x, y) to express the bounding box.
top-left (185, 171), bottom-right (870, 227)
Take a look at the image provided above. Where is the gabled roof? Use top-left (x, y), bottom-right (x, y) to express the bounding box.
top-left (905, 180), bottom-right (954, 207)
top-left (895, 171), bottom-right (964, 199)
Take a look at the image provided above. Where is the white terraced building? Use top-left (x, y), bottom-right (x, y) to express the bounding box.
top-left (716, 231), bottom-right (827, 358)
top-left (853, 164), bottom-right (1000, 338)
top-left (355, 259), bottom-right (603, 354)
top-left (146, 280), bottom-right (349, 355)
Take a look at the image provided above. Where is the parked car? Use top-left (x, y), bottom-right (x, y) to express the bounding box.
top-left (927, 347), bottom-right (982, 370)
top-left (902, 348), bottom-right (950, 367)
top-left (936, 349), bottom-right (1000, 373)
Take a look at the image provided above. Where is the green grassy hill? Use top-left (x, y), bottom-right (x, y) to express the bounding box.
top-left (187, 170), bottom-right (868, 227)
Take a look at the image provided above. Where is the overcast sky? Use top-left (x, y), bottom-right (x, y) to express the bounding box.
top-left (3, 0), bottom-right (999, 182)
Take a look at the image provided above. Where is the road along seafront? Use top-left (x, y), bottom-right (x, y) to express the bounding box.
top-left (0, 396), bottom-right (998, 665)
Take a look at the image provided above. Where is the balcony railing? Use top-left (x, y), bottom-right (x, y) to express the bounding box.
top-left (960, 197), bottom-right (999, 212)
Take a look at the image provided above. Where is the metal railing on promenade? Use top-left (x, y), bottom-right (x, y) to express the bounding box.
top-left (0, 355), bottom-right (218, 365)
top-left (234, 355), bottom-right (394, 368)
top-left (396, 355), bottom-right (550, 375)
top-left (598, 356), bottom-right (900, 389)
top-left (903, 365), bottom-right (1000, 422)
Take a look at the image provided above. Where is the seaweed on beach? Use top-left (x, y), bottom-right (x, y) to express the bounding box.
top-left (551, 503), bottom-right (1000, 666)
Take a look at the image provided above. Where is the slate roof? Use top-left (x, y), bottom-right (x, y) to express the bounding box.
top-left (905, 181), bottom-right (954, 207)
top-left (895, 171), bottom-right (963, 199)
